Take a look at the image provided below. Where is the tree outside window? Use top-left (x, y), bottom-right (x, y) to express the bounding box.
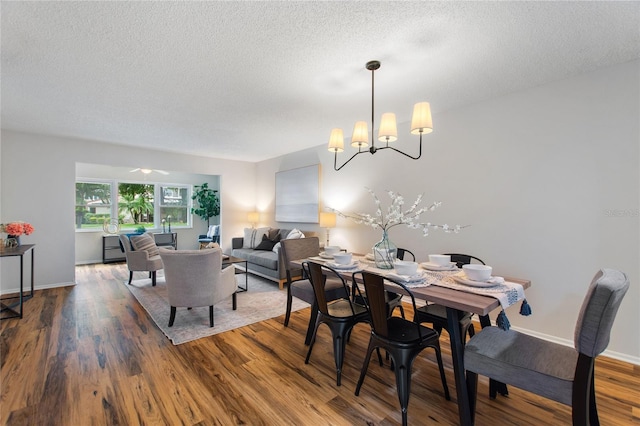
top-left (118, 183), bottom-right (154, 229)
top-left (75, 182), bottom-right (112, 229)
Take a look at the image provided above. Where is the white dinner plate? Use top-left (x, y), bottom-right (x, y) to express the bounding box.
top-left (364, 253), bottom-right (375, 261)
top-left (325, 261), bottom-right (361, 270)
top-left (420, 262), bottom-right (457, 271)
top-left (451, 273), bottom-right (503, 288)
top-left (319, 252), bottom-right (334, 259)
top-left (386, 271), bottom-right (427, 283)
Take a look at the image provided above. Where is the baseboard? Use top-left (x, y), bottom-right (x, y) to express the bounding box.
top-left (1, 281), bottom-right (76, 296)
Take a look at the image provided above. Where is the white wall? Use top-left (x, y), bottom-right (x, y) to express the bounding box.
top-left (1, 60), bottom-right (637, 362)
top-left (1, 131), bottom-right (256, 290)
top-left (255, 61), bottom-right (640, 362)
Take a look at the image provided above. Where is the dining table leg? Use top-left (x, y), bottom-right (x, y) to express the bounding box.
top-left (447, 306), bottom-right (473, 426)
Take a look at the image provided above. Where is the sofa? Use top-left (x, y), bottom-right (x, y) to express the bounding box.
top-left (231, 227), bottom-right (317, 289)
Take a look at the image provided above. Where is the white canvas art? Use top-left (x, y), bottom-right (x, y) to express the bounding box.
top-left (275, 165), bottom-right (319, 223)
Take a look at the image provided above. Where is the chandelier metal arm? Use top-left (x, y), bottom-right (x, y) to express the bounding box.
top-left (380, 132), bottom-right (423, 160)
top-left (333, 149), bottom-right (366, 171)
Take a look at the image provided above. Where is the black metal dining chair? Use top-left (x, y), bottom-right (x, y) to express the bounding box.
top-left (281, 237), bottom-right (349, 345)
top-left (353, 271), bottom-right (450, 426)
top-left (303, 261), bottom-right (370, 386)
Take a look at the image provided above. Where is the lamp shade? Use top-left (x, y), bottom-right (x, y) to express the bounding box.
top-left (410, 102), bottom-right (433, 135)
top-left (319, 212), bottom-right (337, 228)
top-left (351, 121), bottom-right (369, 148)
top-left (247, 211), bottom-right (260, 224)
top-left (378, 112), bottom-right (398, 142)
top-left (328, 128), bottom-right (344, 152)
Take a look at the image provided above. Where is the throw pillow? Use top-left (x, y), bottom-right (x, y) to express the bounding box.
top-left (242, 227), bottom-right (269, 249)
top-left (207, 225), bottom-right (220, 238)
top-left (268, 228), bottom-right (280, 240)
top-left (272, 242), bottom-right (281, 254)
top-left (286, 228), bottom-right (305, 240)
top-left (130, 234), bottom-right (160, 257)
top-left (254, 234), bottom-right (280, 251)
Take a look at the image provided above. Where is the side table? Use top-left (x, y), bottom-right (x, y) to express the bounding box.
top-left (222, 255), bottom-right (249, 292)
top-left (1, 244), bottom-right (35, 319)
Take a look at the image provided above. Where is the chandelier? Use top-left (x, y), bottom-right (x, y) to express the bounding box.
top-left (327, 60), bottom-right (433, 171)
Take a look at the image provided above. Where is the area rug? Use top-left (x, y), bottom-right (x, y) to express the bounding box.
top-left (125, 273), bottom-right (309, 345)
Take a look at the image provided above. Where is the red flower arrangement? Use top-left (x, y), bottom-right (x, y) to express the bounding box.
top-left (1, 221), bottom-right (34, 236)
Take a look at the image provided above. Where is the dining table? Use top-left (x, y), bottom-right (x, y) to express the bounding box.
top-left (292, 254), bottom-right (531, 426)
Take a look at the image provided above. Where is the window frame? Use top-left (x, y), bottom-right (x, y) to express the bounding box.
top-left (75, 179), bottom-right (194, 233)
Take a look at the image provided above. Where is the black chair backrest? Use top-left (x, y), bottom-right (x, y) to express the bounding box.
top-left (443, 253), bottom-right (485, 269)
top-left (396, 248), bottom-right (416, 261)
top-left (357, 271), bottom-right (390, 337)
top-left (356, 271), bottom-right (423, 340)
top-left (304, 261), bottom-right (354, 317)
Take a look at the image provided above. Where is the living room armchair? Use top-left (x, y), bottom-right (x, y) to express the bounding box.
top-left (119, 234), bottom-right (164, 286)
top-left (159, 247), bottom-right (237, 327)
top-left (198, 225), bottom-right (220, 249)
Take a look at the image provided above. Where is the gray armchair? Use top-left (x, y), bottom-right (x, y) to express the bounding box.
top-left (120, 234), bottom-right (164, 286)
top-left (159, 248), bottom-right (237, 327)
top-left (464, 268), bottom-right (629, 425)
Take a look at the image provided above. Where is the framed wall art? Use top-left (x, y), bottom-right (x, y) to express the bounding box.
top-left (275, 164), bottom-right (319, 223)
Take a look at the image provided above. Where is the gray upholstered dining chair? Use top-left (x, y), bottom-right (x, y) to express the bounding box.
top-left (120, 233), bottom-right (164, 286)
top-left (464, 268), bottom-right (629, 425)
top-left (281, 237), bottom-right (348, 345)
top-left (159, 248), bottom-right (237, 327)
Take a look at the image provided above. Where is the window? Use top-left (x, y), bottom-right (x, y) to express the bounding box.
top-left (160, 186), bottom-right (189, 228)
top-left (118, 183), bottom-right (155, 231)
top-left (75, 181), bottom-right (113, 229)
top-left (75, 180), bottom-right (193, 232)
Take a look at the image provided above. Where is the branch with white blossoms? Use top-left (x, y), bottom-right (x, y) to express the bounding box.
top-left (329, 188), bottom-right (467, 237)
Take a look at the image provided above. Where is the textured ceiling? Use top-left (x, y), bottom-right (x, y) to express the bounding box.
top-left (2, 1), bottom-right (639, 162)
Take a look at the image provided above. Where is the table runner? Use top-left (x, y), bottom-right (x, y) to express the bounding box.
top-left (308, 256), bottom-right (531, 329)
top-left (420, 270), bottom-right (531, 329)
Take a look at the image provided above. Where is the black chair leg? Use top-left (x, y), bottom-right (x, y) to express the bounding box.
top-left (151, 271), bottom-right (157, 286)
top-left (232, 292), bottom-right (237, 310)
top-left (168, 306), bottom-right (176, 327)
top-left (128, 271), bottom-right (133, 284)
top-left (355, 339), bottom-right (377, 395)
top-left (209, 305), bottom-right (214, 327)
top-left (466, 370), bottom-right (478, 424)
top-left (284, 285), bottom-right (293, 326)
top-left (304, 303), bottom-right (319, 346)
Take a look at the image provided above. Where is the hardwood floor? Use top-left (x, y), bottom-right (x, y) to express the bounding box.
top-left (1, 263), bottom-right (639, 425)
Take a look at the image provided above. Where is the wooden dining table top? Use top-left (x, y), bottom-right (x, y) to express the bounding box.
top-left (292, 255), bottom-right (531, 317)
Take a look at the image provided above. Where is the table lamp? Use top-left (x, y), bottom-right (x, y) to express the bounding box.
top-left (247, 211), bottom-right (260, 228)
top-left (319, 212), bottom-right (337, 247)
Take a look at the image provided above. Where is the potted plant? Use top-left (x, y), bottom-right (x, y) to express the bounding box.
top-left (191, 183), bottom-right (220, 227)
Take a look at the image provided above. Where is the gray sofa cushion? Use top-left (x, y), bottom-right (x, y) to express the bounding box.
top-left (232, 248), bottom-right (279, 270)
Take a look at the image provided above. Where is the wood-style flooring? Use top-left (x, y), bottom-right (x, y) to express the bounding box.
top-left (1, 263), bottom-right (639, 425)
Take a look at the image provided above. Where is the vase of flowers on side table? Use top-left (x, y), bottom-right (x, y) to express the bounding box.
top-left (1, 221), bottom-right (35, 248)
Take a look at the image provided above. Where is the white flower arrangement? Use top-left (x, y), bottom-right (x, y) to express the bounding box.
top-left (330, 187), bottom-right (464, 236)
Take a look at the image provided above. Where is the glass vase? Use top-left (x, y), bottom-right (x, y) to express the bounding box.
top-left (373, 230), bottom-right (397, 269)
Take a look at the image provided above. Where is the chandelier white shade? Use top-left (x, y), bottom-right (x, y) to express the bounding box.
top-left (410, 102), bottom-right (433, 135)
top-left (378, 113), bottom-right (398, 142)
top-left (328, 60), bottom-right (433, 171)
